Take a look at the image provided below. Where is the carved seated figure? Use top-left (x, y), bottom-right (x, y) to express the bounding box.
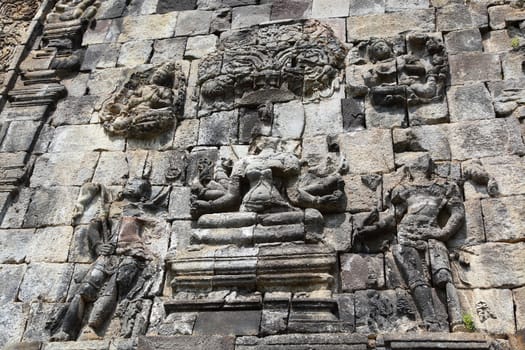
top-left (100, 62), bottom-right (186, 138)
top-left (189, 137), bottom-right (347, 242)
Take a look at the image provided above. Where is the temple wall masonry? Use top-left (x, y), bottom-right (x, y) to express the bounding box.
top-left (1, 0), bottom-right (525, 349)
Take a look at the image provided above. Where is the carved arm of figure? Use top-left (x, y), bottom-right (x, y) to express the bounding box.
top-left (292, 174), bottom-right (346, 213)
top-left (432, 187), bottom-right (465, 242)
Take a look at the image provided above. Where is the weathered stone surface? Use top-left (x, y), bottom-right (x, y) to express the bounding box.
top-left (157, 0), bottom-right (196, 13)
top-left (173, 119), bottom-right (199, 149)
top-left (151, 38), bottom-right (186, 64)
top-left (193, 310), bottom-right (261, 336)
top-left (91, 151), bottom-right (129, 186)
top-left (81, 43), bottom-right (120, 71)
top-left (0, 229), bottom-right (33, 263)
top-left (448, 199), bottom-right (485, 248)
top-left (340, 253), bottom-right (385, 292)
top-left (481, 195), bottom-right (525, 243)
top-left (501, 52), bottom-right (525, 81)
top-left (18, 263), bottom-right (73, 302)
top-left (0, 121), bottom-right (40, 153)
top-left (51, 96), bottom-right (99, 126)
top-left (138, 336), bottom-right (235, 350)
top-left (445, 28), bottom-right (483, 54)
top-left (236, 333), bottom-right (368, 350)
top-left (343, 174), bottom-right (381, 213)
top-left (447, 118), bottom-right (525, 160)
top-left (117, 40), bottom-right (153, 67)
top-left (272, 100), bottom-right (305, 139)
top-left (27, 226), bottom-right (72, 263)
top-left (436, 4), bottom-right (480, 32)
top-left (452, 242), bottom-right (525, 288)
top-left (198, 110), bottom-right (237, 145)
top-left (303, 97), bottom-right (343, 137)
top-left (88, 68), bottom-right (130, 96)
top-left (348, 0), bottom-right (385, 16)
top-left (185, 35), bottom-right (218, 59)
top-left (126, 0), bottom-right (158, 15)
top-left (169, 187), bottom-right (192, 220)
top-left (407, 100), bottom-right (449, 126)
top-left (347, 9), bottom-right (434, 40)
top-left (458, 289), bottom-right (515, 334)
top-left (311, 0), bottom-right (349, 18)
top-left (118, 13), bottom-right (177, 42)
top-left (43, 340), bottom-right (110, 350)
top-left (231, 5), bottom-right (271, 29)
top-left (23, 302), bottom-right (64, 342)
top-left (176, 10), bottom-right (212, 36)
top-left (31, 152), bottom-right (99, 187)
top-left (338, 129), bottom-right (395, 174)
top-left (447, 83), bottom-right (495, 122)
top-left (0, 303), bottom-right (28, 348)
top-left (482, 30), bottom-right (511, 53)
top-left (514, 287), bottom-right (525, 331)
top-left (0, 265), bottom-right (26, 305)
top-left (354, 289), bottom-right (419, 332)
top-left (23, 187), bottom-right (79, 228)
top-left (82, 19), bottom-right (112, 46)
top-left (481, 156), bottom-right (525, 196)
top-left (271, 0), bottom-right (311, 20)
top-left (49, 125), bottom-right (125, 153)
top-left (385, 0), bottom-right (429, 12)
top-left (449, 53), bottom-right (501, 85)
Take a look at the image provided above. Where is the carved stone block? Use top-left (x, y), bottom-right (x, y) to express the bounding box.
top-left (138, 336), bottom-right (235, 350)
top-left (481, 195), bottom-right (525, 243)
top-left (18, 263), bottom-right (74, 303)
top-left (0, 229), bottom-right (33, 263)
top-left (340, 253), bottom-right (385, 292)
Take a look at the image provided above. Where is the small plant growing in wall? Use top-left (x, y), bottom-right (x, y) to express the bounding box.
top-left (511, 37), bottom-right (521, 50)
top-left (463, 314), bottom-right (476, 332)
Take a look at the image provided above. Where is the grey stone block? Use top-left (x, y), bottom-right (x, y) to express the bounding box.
top-left (51, 96), bottom-right (99, 126)
top-left (445, 28), bottom-right (483, 54)
top-left (449, 52), bottom-right (501, 85)
top-left (271, 0), bottom-right (311, 20)
top-left (231, 5), bottom-right (271, 29)
top-left (481, 195), bottom-right (525, 243)
top-left (31, 152), bottom-right (99, 187)
top-left (23, 187), bottom-right (79, 228)
top-left (18, 263), bottom-right (74, 303)
top-left (138, 336), bottom-right (235, 350)
top-left (447, 83), bottom-right (495, 122)
top-left (340, 253), bottom-right (385, 292)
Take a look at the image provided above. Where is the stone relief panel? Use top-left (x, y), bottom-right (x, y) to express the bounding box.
top-left (48, 178), bottom-right (168, 341)
top-left (0, 0), bottom-right (42, 84)
top-left (98, 62), bottom-right (187, 138)
top-left (196, 19), bottom-right (347, 117)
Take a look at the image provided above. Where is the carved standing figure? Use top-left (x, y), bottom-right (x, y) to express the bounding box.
top-left (49, 179), bottom-right (166, 341)
top-left (356, 155), bottom-right (464, 331)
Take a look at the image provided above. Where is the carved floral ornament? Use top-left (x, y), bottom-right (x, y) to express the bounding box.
top-left (197, 20), bottom-right (348, 114)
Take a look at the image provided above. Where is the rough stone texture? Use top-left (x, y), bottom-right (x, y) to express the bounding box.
top-left (445, 28), bottom-right (483, 54)
top-left (0, 265), bottom-right (26, 305)
top-left (0, 303), bottom-right (29, 348)
top-left (311, 0), bottom-right (349, 18)
top-left (271, 0), bottom-right (311, 20)
top-left (117, 13), bottom-right (178, 42)
top-left (198, 110), bottom-right (238, 145)
top-left (138, 336), bottom-right (235, 350)
top-left (347, 9), bottom-right (434, 40)
top-left (23, 187), bottom-right (79, 228)
top-left (449, 53), bottom-right (501, 85)
top-left (176, 10), bottom-right (212, 36)
top-left (481, 195), bottom-right (525, 243)
top-left (49, 125), bottom-right (125, 153)
top-left (458, 289), bottom-right (516, 334)
top-left (338, 130), bottom-right (395, 174)
top-left (231, 5), bottom-right (271, 29)
top-left (31, 152), bottom-right (99, 187)
top-left (27, 226), bottom-right (73, 263)
top-left (514, 287), bottom-right (525, 332)
top-left (340, 253), bottom-right (385, 292)
top-left (272, 100), bottom-right (305, 139)
top-left (447, 83), bottom-right (495, 122)
top-left (18, 263), bottom-right (74, 302)
top-left (0, 229), bottom-right (33, 263)
top-left (151, 38), bottom-right (187, 64)
top-left (117, 40), bottom-right (153, 67)
top-left (447, 118), bottom-right (525, 160)
top-left (452, 242), bottom-right (525, 289)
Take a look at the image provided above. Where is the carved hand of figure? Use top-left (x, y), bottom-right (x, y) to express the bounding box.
top-left (318, 190), bottom-right (343, 204)
top-left (96, 243), bottom-right (115, 256)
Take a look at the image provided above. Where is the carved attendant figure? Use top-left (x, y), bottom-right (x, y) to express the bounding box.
top-left (356, 156), bottom-right (464, 331)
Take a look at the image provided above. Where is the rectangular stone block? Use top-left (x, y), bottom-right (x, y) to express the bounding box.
top-left (0, 303), bottom-right (28, 348)
top-left (270, 0), bottom-right (312, 20)
top-left (118, 13), bottom-right (177, 42)
top-left (49, 125), bottom-right (125, 153)
top-left (27, 226), bottom-right (73, 263)
top-left (175, 10), bottom-right (212, 36)
top-left (347, 9), bottom-right (434, 40)
top-left (452, 242), bottom-right (525, 289)
top-left (303, 96), bottom-right (343, 137)
top-left (231, 5), bottom-right (271, 29)
top-left (272, 100), bottom-right (305, 139)
top-left (458, 289), bottom-right (516, 334)
top-left (31, 152), bottom-right (99, 187)
top-left (312, 0), bottom-right (349, 18)
top-left (447, 118), bottom-right (525, 160)
top-left (449, 52), bottom-right (501, 85)
top-left (0, 265), bottom-right (26, 305)
top-left (0, 121), bottom-right (40, 153)
top-left (0, 229), bottom-right (33, 263)
top-left (168, 187), bottom-right (192, 220)
top-left (514, 286), bottom-right (525, 331)
top-left (193, 310), bottom-right (261, 336)
top-left (444, 28), bottom-right (483, 54)
top-left (340, 253), bottom-right (385, 292)
top-left (481, 156), bottom-right (525, 196)
top-left (481, 195), bottom-right (525, 243)
top-left (18, 263), bottom-right (74, 303)
top-left (447, 83), bottom-right (495, 122)
top-left (198, 110), bottom-right (238, 145)
top-left (23, 187), bottom-right (79, 228)
top-left (338, 129), bottom-right (395, 174)
top-left (138, 336), bottom-right (235, 350)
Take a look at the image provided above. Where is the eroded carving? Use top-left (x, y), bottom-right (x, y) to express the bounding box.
top-left (348, 33), bottom-right (448, 108)
top-left (197, 20), bottom-right (347, 115)
top-left (49, 178), bottom-right (167, 341)
top-left (99, 62), bottom-right (186, 138)
top-left (355, 155), bottom-right (464, 332)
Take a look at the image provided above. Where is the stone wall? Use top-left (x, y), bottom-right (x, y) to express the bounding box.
top-left (0, 0), bottom-right (525, 349)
